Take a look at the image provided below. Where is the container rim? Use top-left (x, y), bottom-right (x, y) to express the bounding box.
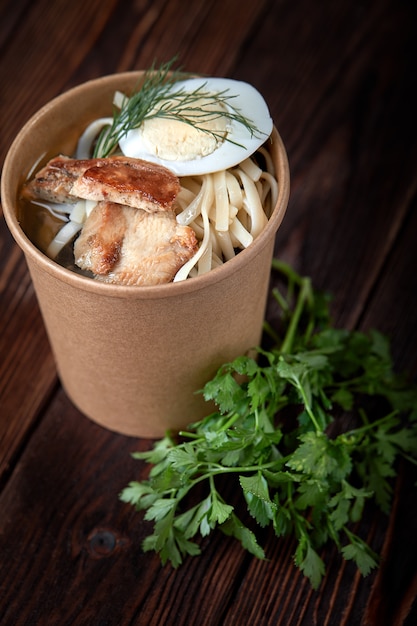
top-left (1, 72), bottom-right (290, 300)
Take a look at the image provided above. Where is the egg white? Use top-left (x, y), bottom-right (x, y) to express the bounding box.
top-left (118, 77), bottom-right (273, 176)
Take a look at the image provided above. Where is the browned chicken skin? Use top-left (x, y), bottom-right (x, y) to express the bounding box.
top-left (23, 155), bottom-right (181, 212)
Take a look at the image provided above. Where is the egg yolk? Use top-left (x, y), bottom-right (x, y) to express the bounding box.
top-left (139, 97), bottom-right (229, 161)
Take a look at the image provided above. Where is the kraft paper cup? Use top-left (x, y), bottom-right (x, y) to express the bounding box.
top-left (1, 72), bottom-right (290, 438)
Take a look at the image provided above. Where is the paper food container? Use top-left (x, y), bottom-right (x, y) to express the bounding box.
top-left (1, 72), bottom-right (290, 438)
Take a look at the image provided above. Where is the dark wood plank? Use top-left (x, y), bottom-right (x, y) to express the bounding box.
top-left (0, 0), bottom-right (118, 164)
top-left (253, 0), bottom-right (417, 326)
top-left (0, 229), bottom-right (57, 481)
top-left (359, 202), bottom-right (417, 625)
top-left (0, 0), bottom-right (416, 624)
top-left (0, 389), bottom-right (251, 625)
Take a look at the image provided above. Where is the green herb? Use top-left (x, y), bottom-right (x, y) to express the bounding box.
top-left (94, 57), bottom-right (261, 158)
top-left (120, 260), bottom-right (417, 589)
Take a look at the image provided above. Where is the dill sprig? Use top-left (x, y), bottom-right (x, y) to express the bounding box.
top-left (93, 58), bottom-right (263, 158)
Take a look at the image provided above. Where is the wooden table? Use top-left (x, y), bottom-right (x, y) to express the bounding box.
top-left (1, 0), bottom-right (416, 623)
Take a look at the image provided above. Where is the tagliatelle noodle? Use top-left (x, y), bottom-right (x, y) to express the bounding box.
top-left (176, 177), bottom-right (207, 226)
top-left (172, 153), bottom-right (278, 279)
top-left (225, 172), bottom-right (244, 210)
top-left (31, 200), bottom-right (72, 221)
top-left (212, 252), bottom-right (224, 267)
top-left (46, 220), bottom-right (83, 258)
top-left (239, 157), bottom-right (262, 181)
top-left (197, 238), bottom-right (212, 276)
top-left (234, 169), bottom-right (268, 238)
top-left (208, 224), bottom-right (222, 260)
top-left (173, 176), bottom-right (214, 282)
top-left (260, 171), bottom-right (278, 209)
top-left (189, 215), bottom-right (204, 241)
top-left (215, 229), bottom-right (236, 261)
top-left (230, 216), bottom-right (253, 249)
top-left (175, 186), bottom-right (196, 211)
top-left (76, 118), bottom-right (113, 159)
top-left (212, 170), bottom-right (229, 232)
top-left (45, 199), bottom-right (98, 258)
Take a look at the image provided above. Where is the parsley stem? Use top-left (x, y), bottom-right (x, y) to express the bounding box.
top-left (220, 413), bottom-right (242, 431)
top-left (190, 457), bottom-right (290, 485)
top-left (343, 409), bottom-right (399, 439)
top-left (179, 412), bottom-right (240, 440)
top-left (294, 379), bottom-right (322, 433)
top-left (271, 286), bottom-right (290, 314)
top-left (280, 276), bottom-right (312, 354)
top-left (401, 452), bottom-right (417, 466)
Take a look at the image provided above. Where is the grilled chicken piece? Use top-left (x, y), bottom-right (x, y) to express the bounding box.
top-left (70, 157), bottom-right (180, 212)
top-left (74, 201), bottom-right (198, 285)
top-left (22, 155), bottom-right (181, 212)
top-left (21, 155), bottom-right (91, 204)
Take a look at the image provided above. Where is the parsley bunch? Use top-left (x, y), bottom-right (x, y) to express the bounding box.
top-left (120, 260), bottom-right (417, 589)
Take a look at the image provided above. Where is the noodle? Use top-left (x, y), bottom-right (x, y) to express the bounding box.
top-left (76, 118), bottom-right (113, 159)
top-left (230, 216), bottom-right (253, 249)
top-left (225, 171), bottom-right (243, 209)
top-left (260, 171), bottom-right (278, 209)
top-left (239, 157), bottom-right (262, 181)
top-left (172, 155), bottom-right (278, 279)
top-left (173, 176), bottom-right (213, 281)
top-left (212, 170), bottom-right (229, 232)
top-left (197, 239), bottom-right (212, 276)
top-left (176, 177), bottom-right (206, 226)
top-left (234, 169), bottom-right (268, 238)
top-left (215, 229), bottom-right (236, 262)
top-left (46, 220), bottom-right (83, 258)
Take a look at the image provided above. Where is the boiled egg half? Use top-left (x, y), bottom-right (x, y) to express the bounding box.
top-left (117, 77), bottom-right (273, 176)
